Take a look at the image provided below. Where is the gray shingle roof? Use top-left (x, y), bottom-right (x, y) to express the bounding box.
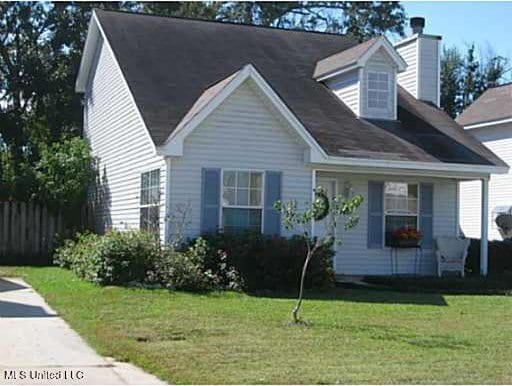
top-left (94, 9), bottom-right (505, 168)
top-left (313, 37), bottom-right (379, 79)
top-left (457, 83), bottom-right (512, 127)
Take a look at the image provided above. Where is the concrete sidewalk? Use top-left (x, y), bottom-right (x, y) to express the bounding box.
top-left (0, 277), bottom-right (166, 385)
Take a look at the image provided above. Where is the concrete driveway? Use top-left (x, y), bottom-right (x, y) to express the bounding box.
top-left (0, 277), bottom-right (166, 385)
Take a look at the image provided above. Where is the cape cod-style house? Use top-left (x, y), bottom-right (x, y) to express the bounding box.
top-left (76, 10), bottom-right (508, 276)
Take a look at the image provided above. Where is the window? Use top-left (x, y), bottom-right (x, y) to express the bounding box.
top-left (140, 169), bottom-right (160, 234)
top-left (384, 182), bottom-right (418, 246)
top-left (222, 170), bottom-right (263, 233)
top-left (367, 71), bottom-right (389, 109)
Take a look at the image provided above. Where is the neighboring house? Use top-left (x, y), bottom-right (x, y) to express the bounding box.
top-left (76, 11), bottom-right (508, 276)
top-left (458, 84), bottom-right (512, 240)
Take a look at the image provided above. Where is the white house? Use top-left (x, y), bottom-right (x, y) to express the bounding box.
top-left (76, 11), bottom-right (508, 276)
top-left (458, 84), bottom-right (512, 240)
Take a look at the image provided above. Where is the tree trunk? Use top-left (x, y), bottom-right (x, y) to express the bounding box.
top-left (291, 248), bottom-right (315, 323)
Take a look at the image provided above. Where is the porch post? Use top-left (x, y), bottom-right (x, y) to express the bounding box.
top-left (480, 177), bottom-right (489, 276)
top-left (164, 157), bottom-right (172, 245)
top-left (311, 169), bottom-right (317, 237)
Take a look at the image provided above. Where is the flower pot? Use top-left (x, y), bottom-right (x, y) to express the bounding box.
top-left (391, 238), bottom-right (419, 248)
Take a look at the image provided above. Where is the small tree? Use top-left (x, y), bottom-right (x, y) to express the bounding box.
top-left (275, 186), bottom-right (363, 323)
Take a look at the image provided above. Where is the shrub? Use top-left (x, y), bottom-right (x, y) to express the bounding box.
top-left (35, 137), bottom-right (96, 211)
top-left (145, 238), bottom-right (241, 291)
top-left (190, 231), bottom-right (335, 292)
top-left (466, 238), bottom-right (512, 275)
top-left (55, 230), bottom-right (161, 285)
top-left (55, 231), bottom-right (242, 291)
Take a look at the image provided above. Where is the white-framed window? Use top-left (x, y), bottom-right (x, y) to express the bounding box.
top-left (221, 170), bottom-right (264, 233)
top-left (140, 169), bottom-right (160, 235)
top-left (367, 71), bottom-right (389, 110)
top-left (384, 182), bottom-right (419, 246)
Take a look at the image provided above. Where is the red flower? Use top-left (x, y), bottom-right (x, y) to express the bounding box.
top-left (391, 226), bottom-right (422, 240)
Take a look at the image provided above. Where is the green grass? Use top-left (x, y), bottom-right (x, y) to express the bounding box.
top-left (3, 266), bottom-right (512, 384)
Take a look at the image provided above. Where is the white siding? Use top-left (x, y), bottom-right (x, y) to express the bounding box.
top-left (326, 70), bottom-right (360, 116)
top-left (83, 37), bottom-right (167, 240)
top-left (360, 47), bottom-right (397, 120)
top-left (318, 172), bottom-right (458, 275)
top-left (395, 36), bottom-right (440, 106)
top-left (168, 79), bottom-right (312, 239)
top-left (418, 37), bottom-right (440, 106)
top-left (459, 124), bottom-right (512, 240)
top-left (395, 38), bottom-right (418, 98)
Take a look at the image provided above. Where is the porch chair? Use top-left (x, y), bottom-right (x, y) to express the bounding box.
top-left (435, 236), bottom-right (471, 277)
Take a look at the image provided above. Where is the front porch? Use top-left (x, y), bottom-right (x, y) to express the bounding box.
top-left (312, 168), bottom-right (490, 276)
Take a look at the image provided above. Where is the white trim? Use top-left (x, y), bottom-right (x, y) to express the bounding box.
top-left (315, 64), bottom-right (359, 82)
top-left (139, 168), bottom-right (162, 233)
top-left (436, 39), bottom-right (441, 107)
top-left (366, 70), bottom-right (391, 111)
top-left (311, 169), bottom-right (317, 237)
top-left (75, 14), bottom-right (99, 92)
top-left (382, 181), bottom-right (420, 248)
top-left (81, 11), bottom-right (158, 155)
top-left (316, 37), bottom-right (407, 82)
top-left (416, 37), bottom-right (421, 100)
top-left (219, 169), bottom-right (265, 234)
top-left (455, 180), bottom-right (460, 237)
top-left (464, 117), bottom-right (512, 130)
top-left (358, 68), bottom-right (364, 115)
top-left (481, 177), bottom-right (489, 275)
top-left (359, 37), bottom-right (407, 73)
top-left (393, 33), bottom-right (442, 48)
top-left (164, 157), bottom-right (172, 244)
top-left (312, 156), bottom-right (508, 176)
top-left (383, 182), bottom-right (420, 216)
top-left (157, 64), bottom-right (327, 162)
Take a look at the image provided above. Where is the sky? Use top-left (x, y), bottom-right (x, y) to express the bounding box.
top-left (400, 2), bottom-right (512, 60)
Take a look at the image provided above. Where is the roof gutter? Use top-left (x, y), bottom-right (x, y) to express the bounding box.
top-left (463, 117), bottom-right (512, 130)
top-left (309, 155), bottom-right (509, 177)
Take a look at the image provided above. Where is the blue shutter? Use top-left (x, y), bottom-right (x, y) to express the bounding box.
top-left (367, 181), bottom-right (384, 249)
top-left (263, 171), bottom-right (282, 236)
top-left (420, 183), bottom-right (434, 249)
top-left (200, 168), bottom-right (221, 235)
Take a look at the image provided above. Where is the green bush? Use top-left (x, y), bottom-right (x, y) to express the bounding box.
top-left (190, 231), bottom-right (335, 292)
top-left (466, 238), bottom-right (512, 275)
top-left (145, 238), bottom-right (241, 291)
top-left (55, 231), bottom-right (242, 291)
top-left (55, 230), bottom-right (161, 285)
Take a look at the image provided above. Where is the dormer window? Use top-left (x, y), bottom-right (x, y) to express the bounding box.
top-left (313, 36), bottom-right (407, 121)
top-left (368, 71), bottom-right (390, 110)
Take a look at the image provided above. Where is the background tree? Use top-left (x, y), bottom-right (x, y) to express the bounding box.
top-left (440, 46), bottom-right (463, 119)
top-left (440, 43), bottom-right (510, 118)
top-left (275, 187), bottom-right (363, 323)
top-left (0, 1), bottom-right (407, 207)
top-left (215, 2), bottom-right (406, 40)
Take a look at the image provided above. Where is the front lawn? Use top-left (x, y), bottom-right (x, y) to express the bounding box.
top-left (3, 266), bottom-right (512, 384)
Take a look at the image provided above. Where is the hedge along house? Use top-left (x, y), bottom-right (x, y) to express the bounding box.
top-left (76, 11), bottom-right (508, 276)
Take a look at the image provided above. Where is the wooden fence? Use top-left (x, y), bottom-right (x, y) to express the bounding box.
top-left (0, 201), bottom-right (65, 265)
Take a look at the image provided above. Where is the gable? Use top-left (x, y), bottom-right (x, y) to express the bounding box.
top-left (158, 64), bottom-right (326, 162)
top-left (185, 80), bottom-right (308, 161)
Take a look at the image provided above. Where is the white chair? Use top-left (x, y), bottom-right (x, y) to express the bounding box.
top-left (435, 236), bottom-right (471, 277)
